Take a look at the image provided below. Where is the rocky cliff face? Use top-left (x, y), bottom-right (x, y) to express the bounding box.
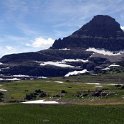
top-left (51, 15), bottom-right (124, 51)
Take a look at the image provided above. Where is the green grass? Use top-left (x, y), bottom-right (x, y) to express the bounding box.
top-left (0, 73), bottom-right (124, 123)
top-left (2, 80), bottom-right (96, 101)
top-left (53, 72), bottom-right (124, 84)
top-left (0, 79), bottom-right (124, 104)
top-left (0, 104), bottom-right (124, 124)
top-left (0, 72), bottom-right (124, 104)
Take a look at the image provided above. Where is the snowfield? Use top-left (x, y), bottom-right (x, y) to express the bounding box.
top-left (59, 48), bottom-right (70, 50)
top-left (109, 64), bottom-right (120, 67)
top-left (54, 81), bottom-right (64, 84)
top-left (102, 64), bottom-right (120, 71)
top-left (0, 78), bottom-right (20, 81)
top-left (38, 76), bottom-right (47, 79)
top-left (62, 59), bottom-right (88, 63)
top-left (6, 78), bottom-right (20, 81)
top-left (0, 78), bottom-right (4, 81)
top-left (0, 89), bottom-right (7, 92)
top-left (0, 84), bottom-right (7, 91)
top-left (40, 61), bottom-right (75, 68)
top-left (102, 67), bottom-right (110, 71)
top-left (21, 100), bottom-right (59, 104)
top-left (0, 62), bottom-right (3, 65)
top-left (40, 59), bottom-right (88, 68)
top-left (12, 75), bottom-right (30, 77)
top-left (85, 83), bottom-right (100, 85)
top-left (86, 48), bottom-right (123, 56)
top-left (65, 69), bottom-right (88, 77)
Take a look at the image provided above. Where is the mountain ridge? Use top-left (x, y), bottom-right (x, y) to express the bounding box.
top-left (51, 15), bottom-right (124, 51)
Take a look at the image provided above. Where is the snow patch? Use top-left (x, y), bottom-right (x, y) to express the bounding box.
top-left (0, 78), bottom-right (4, 81)
top-left (59, 48), bottom-right (70, 50)
top-left (0, 78), bottom-right (20, 81)
top-left (109, 64), bottom-right (120, 67)
top-left (6, 78), bottom-right (20, 81)
top-left (54, 81), bottom-right (64, 84)
top-left (65, 69), bottom-right (88, 77)
top-left (86, 48), bottom-right (123, 56)
top-left (12, 75), bottom-right (30, 77)
top-left (102, 64), bottom-right (120, 71)
top-left (0, 62), bottom-right (3, 65)
top-left (62, 59), bottom-right (88, 63)
top-left (102, 67), bottom-right (110, 71)
top-left (40, 61), bottom-right (75, 68)
top-left (1, 67), bottom-right (10, 70)
top-left (21, 100), bottom-right (59, 104)
top-left (0, 89), bottom-right (7, 92)
top-left (38, 76), bottom-right (47, 79)
top-left (85, 83), bottom-right (100, 85)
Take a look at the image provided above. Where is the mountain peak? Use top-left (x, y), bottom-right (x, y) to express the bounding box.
top-left (90, 15), bottom-right (120, 28)
top-left (51, 15), bottom-right (124, 51)
top-left (72, 15), bottom-right (122, 37)
top-left (91, 15), bottom-right (119, 27)
top-left (93, 15), bottom-right (115, 21)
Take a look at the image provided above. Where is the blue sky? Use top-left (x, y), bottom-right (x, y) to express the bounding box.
top-left (0, 0), bottom-right (124, 57)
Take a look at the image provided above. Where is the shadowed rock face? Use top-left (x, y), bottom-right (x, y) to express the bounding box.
top-left (0, 49), bottom-right (92, 77)
top-left (51, 15), bottom-right (124, 51)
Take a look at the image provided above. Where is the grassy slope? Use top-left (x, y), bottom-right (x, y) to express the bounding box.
top-left (2, 80), bottom-right (94, 100)
top-left (0, 73), bottom-right (124, 124)
top-left (52, 73), bottom-right (124, 84)
top-left (0, 79), bottom-right (123, 104)
top-left (0, 73), bottom-right (124, 104)
top-left (0, 104), bottom-right (124, 124)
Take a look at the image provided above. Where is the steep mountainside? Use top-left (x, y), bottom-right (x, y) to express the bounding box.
top-left (51, 15), bottom-right (124, 51)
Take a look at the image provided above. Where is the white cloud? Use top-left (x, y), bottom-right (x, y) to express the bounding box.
top-left (0, 46), bottom-right (18, 57)
top-left (5, 46), bottom-right (15, 51)
top-left (0, 45), bottom-right (37, 58)
top-left (0, 36), bottom-right (55, 57)
top-left (121, 26), bottom-right (124, 31)
top-left (26, 37), bottom-right (54, 49)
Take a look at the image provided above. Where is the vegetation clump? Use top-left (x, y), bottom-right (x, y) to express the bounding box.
top-left (76, 89), bottom-right (113, 98)
top-left (25, 89), bottom-right (47, 100)
top-left (0, 92), bottom-right (4, 102)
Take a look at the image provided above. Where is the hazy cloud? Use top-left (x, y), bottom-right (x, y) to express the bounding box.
top-left (26, 37), bottom-right (54, 49)
top-left (0, 45), bottom-right (17, 57)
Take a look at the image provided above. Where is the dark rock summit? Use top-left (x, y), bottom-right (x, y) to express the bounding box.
top-left (51, 15), bottom-right (124, 51)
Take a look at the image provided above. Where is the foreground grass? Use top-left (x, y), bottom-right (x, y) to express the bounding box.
top-left (0, 104), bottom-right (124, 124)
